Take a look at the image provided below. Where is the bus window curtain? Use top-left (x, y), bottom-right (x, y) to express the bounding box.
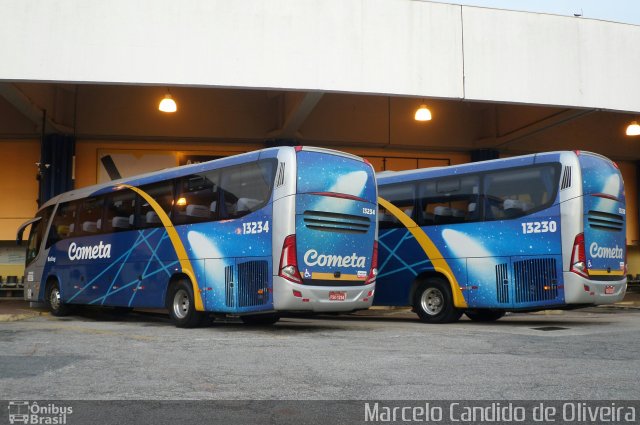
top-left (38, 134), bottom-right (75, 206)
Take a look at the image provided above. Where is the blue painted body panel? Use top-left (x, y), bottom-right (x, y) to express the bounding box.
top-left (375, 205), bottom-right (564, 309)
top-left (42, 206), bottom-right (274, 312)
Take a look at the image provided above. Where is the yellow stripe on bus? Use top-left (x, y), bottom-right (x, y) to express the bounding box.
top-left (378, 197), bottom-right (468, 309)
top-left (121, 184), bottom-right (205, 311)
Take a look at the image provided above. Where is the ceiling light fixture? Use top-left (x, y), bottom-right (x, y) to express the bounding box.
top-left (159, 91), bottom-right (177, 113)
top-left (626, 120), bottom-right (640, 136)
top-left (414, 103), bottom-right (432, 121)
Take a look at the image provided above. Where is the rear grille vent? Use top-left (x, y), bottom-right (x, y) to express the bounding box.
top-left (275, 162), bottom-right (286, 187)
top-left (495, 263), bottom-right (509, 303)
top-left (561, 166), bottom-right (572, 190)
top-left (513, 258), bottom-right (558, 303)
top-left (237, 260), bottom-right (269, 307)
top-left (225, 265), bottom-right (235, 308)
top-left (587, 210), bottom-right (624, 232)
top-left (303, 210), bottom-right (370, 234)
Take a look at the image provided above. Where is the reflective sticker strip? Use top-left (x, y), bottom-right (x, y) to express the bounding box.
top-left (121, 184), bottom-right (205, 311)
top-left (311, 272), bottom-right (364, 281)
top-left (378, 197), bottom-right (468, 309)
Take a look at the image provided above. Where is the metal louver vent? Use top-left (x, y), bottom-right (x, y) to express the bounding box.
top-left (225, 265), bottom-right (235, 308)
top-left (237, 260), bottom-right (269, 307)
top-left (561, 166), bottom-right (572, 190)
top-left (275, 162), bottom-right (286, 187)
top-left (513, 258), bottom-right (558, 303)
top-left (587, 210), bottom-right (624, 232)
top-left (495, 263), bottom-right (509, 303)
top-left (303, 210), bottom-right (370, 234)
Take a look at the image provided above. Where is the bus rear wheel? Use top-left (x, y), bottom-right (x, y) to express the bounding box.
top-left (413, 278), bottom-right (463, 323)
top-left (465, 309), bottom-right (505, 322)
top-left (46, 281), bottom-right (71, 317)
top-left (168, 280), bottom-right (203, 328)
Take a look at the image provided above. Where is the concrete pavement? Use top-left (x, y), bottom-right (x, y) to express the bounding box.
top-left (1, 285), bottom-right (639, 322)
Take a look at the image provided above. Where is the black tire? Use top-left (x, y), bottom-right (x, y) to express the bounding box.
top-left (465, 309), bottom-right (505, 322)
top-left (168, 280), bottom-right (204, 328)
top-left (240, 314), bottom-right (280, 325)
top-left (413, 278), bottom-right (463, 323)
top-left (46, 281), bottom-right (71, 317)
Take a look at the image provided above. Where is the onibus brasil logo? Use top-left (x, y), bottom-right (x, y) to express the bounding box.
top-left (7, 401), bottom-right (73, 424)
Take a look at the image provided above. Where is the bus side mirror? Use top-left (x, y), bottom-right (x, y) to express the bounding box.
top-left (16, 227), bottom-right (24, 246)
top-left (16, 217), bottom-right (41, 246)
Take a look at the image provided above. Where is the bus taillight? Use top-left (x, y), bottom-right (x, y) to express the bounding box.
top-left (570, 233), bottom-right (589, 278)
top-left (365, 241), bottom-right (378, 285)
top-left (279, 234), bottom-right (303, 284)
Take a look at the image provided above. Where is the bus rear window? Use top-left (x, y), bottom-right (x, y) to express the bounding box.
top-left (296, 152), bottom-right (375, 201)
top-left (579, 154), bottom-right (624, 200)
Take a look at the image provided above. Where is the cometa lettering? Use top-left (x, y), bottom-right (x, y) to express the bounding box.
top-left (68, 241), bottom-right (112, 261)
top-left (589, 242), bottom-right (624, 259)
top-left (304, 249), bottom-right (366, 268)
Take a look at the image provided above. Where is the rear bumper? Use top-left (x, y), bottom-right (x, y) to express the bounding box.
top-left (563, 272), bottom-right (626, 305)
top-left (273, 276), bottom-right (375, 312)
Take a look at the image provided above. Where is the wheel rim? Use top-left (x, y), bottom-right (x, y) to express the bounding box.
top-left (49, 287), bottom-right (61, 311)
top-left (420, 287), bottom-right (444, 316)
top-left (172, 289), bottom-right (190, 319)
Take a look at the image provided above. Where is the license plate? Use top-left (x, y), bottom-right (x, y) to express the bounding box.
top-left (329, 291), bottom-right (346, 301)
top-left (605, 285), bottom-right (615, 295)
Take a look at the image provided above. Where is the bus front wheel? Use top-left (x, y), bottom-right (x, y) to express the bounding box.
top-left (413, 278), bottom-right (463, 323)
top-left (46, 281), bottom-right (71, 317)
top-left (168, 280), bottom-right (203, 328)
top-left (465, 309), bottom-right (505, 322)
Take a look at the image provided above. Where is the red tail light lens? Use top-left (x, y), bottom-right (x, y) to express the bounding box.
top-left (279, 234), bottom-right (303, 284)
top-left (570, 233), bottom-right (589, 278)
top-left (365, 241), bottom-right (378, 285)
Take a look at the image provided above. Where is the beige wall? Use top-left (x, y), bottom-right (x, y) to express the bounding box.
top-left (0, 139), bottom-right (40, 240)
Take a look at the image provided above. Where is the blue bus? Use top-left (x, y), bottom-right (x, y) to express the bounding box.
top-left (375, 151), bottom-right (627, 322)
top-left (17, 146), bottom-right (378, 327)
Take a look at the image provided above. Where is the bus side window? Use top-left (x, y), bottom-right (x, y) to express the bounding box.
top-left (419, 175), bottom-right (480, 225)
top-left (219, 160), bottom-right (275, 219)
top-left (46, 202), bottom-right (78, 247)
top-left (78, 197), bottom-right (105, 235)
top-left (483, 164), bottom-right (559, 220)
top-left (378, 183), bottom-right (416, 228)
top-left (104, 191), bottom-right (136, 232)
top-left (174, 171), bottom-right (220, 224)
top-left (137, 181), bottom-right (175, 228)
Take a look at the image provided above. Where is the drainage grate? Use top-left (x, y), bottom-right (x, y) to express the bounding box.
top-left (532, 326), bottom-right (568, 331)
